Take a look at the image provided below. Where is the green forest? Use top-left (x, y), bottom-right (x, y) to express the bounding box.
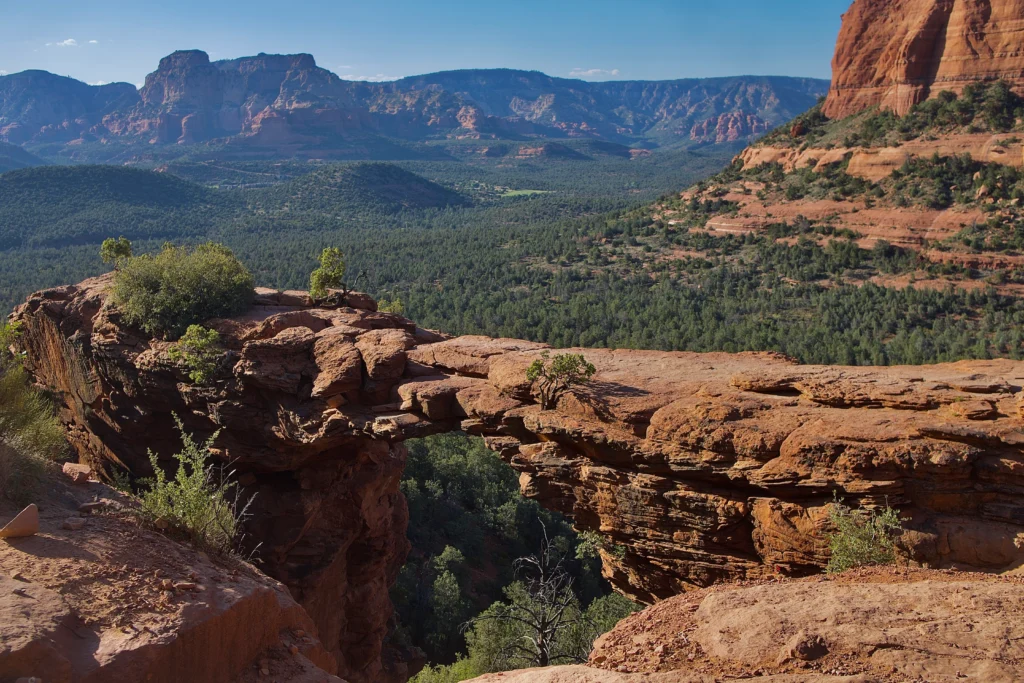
top-left (4, 146), bottom-right (1024, 366)
top-left (394, 435), bottom-right (636, 681)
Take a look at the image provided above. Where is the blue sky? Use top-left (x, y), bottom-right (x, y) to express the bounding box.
top-left (0, 0), bottom-right (851, 86)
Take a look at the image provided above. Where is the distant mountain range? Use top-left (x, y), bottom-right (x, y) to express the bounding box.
top-left (0, 51), bottom-right (828, 161)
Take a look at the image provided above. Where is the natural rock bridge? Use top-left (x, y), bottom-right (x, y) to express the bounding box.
top-left (13, 274), bottom-right (1024, 682)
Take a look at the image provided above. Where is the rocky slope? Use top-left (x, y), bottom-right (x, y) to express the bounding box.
top-left (385, 70), bottom-right (828, 145)
top-left (467, 568), bottom-right (1024, 682)
top-left (0, 470), bottom-right (342, 682)
top-left (0, 70), bottom-right (137, 145)
top-left (824, 0), bottom-right (1024, 119)
top-left (11, 275), bottom-right (1024, 679)
top-left (660, 0), bottom-right (1024, 291)
top-left (0, 53), bottom-right (827, 156)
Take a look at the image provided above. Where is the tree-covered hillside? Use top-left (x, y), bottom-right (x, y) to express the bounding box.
top-left (0, 165), bottom-right (232, 249)
top-left (0, 142), bottom-right (43, 174)
top-left (0, 149), bottom-right (732, 312)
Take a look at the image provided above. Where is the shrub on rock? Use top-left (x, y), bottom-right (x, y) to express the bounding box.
top-left (827, 497), bottom-right (903, 574)
top-left (168, 325), bottom-right (223, 384)
top-left (111, 242), bottom-right (254, 339)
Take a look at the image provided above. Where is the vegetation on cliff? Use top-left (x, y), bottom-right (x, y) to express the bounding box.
top-left (137, 416), bottom-right (249, 554)
top-left (111, 242), bottom-right (254, 338)
top-left (760, 81), bottom-right (1024, 149)
top-left (826, 499), bottom-right (904, 575)
top-left (0, 322), bottom-right (66, 506)
top-left (168, 325), bottom-right (224, 384)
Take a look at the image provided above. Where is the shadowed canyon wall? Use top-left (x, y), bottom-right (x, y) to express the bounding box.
top-left (11, 275), bottom-right (1024, 682)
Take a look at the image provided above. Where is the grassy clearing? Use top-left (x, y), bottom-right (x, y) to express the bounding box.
top-left (500, 189), bottom-right (554, 197)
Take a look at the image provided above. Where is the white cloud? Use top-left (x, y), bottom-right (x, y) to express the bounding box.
top-left (569, 67), bottom-right (621, 79)
top-left (89, 80), bottom-right (109, 86)
top-left (342, 73), bottom-right (400, 82)
top-left (47, 38), bottom-right (78, 47)
top-left (0, 70), bottom-right (8, 76)
top-left (337, 64), bottom-right (353, 70)
top-left (88, 40), bottom-right (99, 44)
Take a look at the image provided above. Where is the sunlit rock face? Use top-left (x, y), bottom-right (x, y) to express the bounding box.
top-left (824, 0), bottom-right (1024, 119)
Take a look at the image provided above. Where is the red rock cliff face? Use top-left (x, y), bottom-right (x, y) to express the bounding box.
top-left (824, 0), bottom-right (1024, 119)
top-left (105, 50), bottom-right (369, 145)
top-left (12, 276), bottom-right (1024, 679)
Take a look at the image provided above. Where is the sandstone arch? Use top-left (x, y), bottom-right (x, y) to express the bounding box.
top-left (13, 275), bottom-right (1024, 682)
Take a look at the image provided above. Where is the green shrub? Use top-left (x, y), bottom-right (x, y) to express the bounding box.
top-left (168, 325), bottom-right (223, 384)
top-left (410, 658), bottom-right (481, 683)
top-left (526, 352), bottom-right (596, 410)
top-left (378, 296), bottom-right (405, 315)
top-left (309, 247), bottom-right (346, 301)
top-left (112, 242), bottom-right (254, 339)
top-left (827, 496), bottom-right (903, 574)
top-left (138, 415), bottom-right (248, 554)
top-left (99, 236), bottom-right (133, 268)
top-left (0, 322), bottom-right (66, 505)
top-left (575, 530), bottom-right (626, 560)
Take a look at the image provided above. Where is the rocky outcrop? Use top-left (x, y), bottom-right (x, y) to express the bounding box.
top-left (738, 132), bottom-right (1024, 182)
top-left (467, 568), bottom-right (1024, 682)
top-left (0, 475), bottom-right (341, 683)
top-left (0, 71), bottom-right (138, 144)
top-left (12, 276), bottom-right (1024, 678)
top-left (824, 0), bottom-right (1024, 119)
top-left (690, 112), bottom-right (769, 144)
top-left (106, 50), bottom-right (368, 146)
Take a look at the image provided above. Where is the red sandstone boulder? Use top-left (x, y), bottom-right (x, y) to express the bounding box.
top-left (236, 327), bottom-right (316, 394)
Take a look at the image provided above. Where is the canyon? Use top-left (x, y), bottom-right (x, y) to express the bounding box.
top-left (7, 1), bottom-right (1024, 681)
top-left (10, 274), bottom-right (1024, 681)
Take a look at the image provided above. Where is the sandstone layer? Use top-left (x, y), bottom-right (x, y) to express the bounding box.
top-left (824, 0), bottom-right (1024, 119)
top-left (466, 568), bottom-right (1024, 682)
top-left (12, 275), bottom-right (1024, 678)
top-left (737, 133), bottom-right (1024, 182)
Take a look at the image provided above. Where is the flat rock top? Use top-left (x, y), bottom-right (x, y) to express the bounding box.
top-left (590, 567), bottom-right (1024, 682)
top-left (468, 568), bottom-right (1024, 683)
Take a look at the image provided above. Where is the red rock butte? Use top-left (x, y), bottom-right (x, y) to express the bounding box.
top-left (823, 0), bottom-right (1024, 119)
top-left (11, 275), bottom-right (1024, 682)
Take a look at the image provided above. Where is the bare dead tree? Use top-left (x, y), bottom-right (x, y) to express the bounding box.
top-left (467, 522), bottom-right (595, 668)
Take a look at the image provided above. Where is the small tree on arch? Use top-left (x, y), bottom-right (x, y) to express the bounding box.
top-left (100, 237), bottom-right (133, 269)
top-left (525, 351), bottom-right (596, 410)
top-left (309, 247), bottom-right (347, 301)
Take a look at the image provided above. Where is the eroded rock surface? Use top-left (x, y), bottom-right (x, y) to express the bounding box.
top-left (467, 568), bottom-right (1024, 682)
top-left (12, 276), bottom-right (1024, 679)
top-left (0, 476), bottom-right (341, 683)
top-left (824, 0), bottom-right (1024, 119)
